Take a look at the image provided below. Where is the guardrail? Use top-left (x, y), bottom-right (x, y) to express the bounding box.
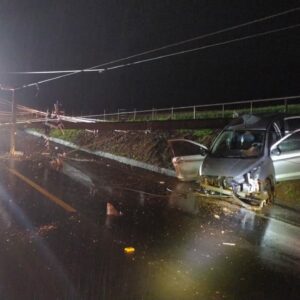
top-left (81, 95), bottom-right (300, 122)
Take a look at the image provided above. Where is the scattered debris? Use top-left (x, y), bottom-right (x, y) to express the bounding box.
top-left (222, 242), bottom-right (236, 246)
top-left (106, 202), bottom-right (123, 216)
top-left (49, 154), bottom-right (65, 171)
top-left (38, 224), bottom-right (58, 236)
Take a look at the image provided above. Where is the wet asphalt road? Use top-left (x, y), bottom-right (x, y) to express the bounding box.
top-left (0, 131), bottom-right (299, 299)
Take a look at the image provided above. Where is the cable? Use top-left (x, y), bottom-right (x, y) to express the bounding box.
top-left (7, 19), bottom-right (298, 90)
top-left (101, 23), bottom-right (300, 71)
top-left (5, 6), bottom-right (300, 77)
top-left (15, 71), bottom-right (82, 90)
top-left (87, 6), bottom-right (300, 70)
top-left (5, 69), bottom-right (104, 75)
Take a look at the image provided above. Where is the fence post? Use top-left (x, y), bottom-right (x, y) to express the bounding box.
top-left (193, 106), bottom-right (196, 119)
top-left (171, 107), bottom-right (174, 119)
top-left (284, 99), bottom-right (288, 113)
top-left (222, 104), bottom-right (225, 118)
top-left (152, 108), bottom-right (155, 120)
top-left (118, 109), bottom-right (120, 121)
top-left (134, 109), bottom-right (136, 121)
top-left (104, 109), bottom-right (106, 121)
top-left (250, 101), bottom-right (253, 114)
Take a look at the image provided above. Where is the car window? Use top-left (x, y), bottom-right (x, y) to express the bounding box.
top-left (284, 117), bottom-right (300, 134)
top-left (277, 131), bottom-right (300, 153)
top-left (169, 141), bottom-right (206, 157)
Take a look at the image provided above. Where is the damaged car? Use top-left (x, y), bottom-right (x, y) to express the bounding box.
top-left (169, 114), bottom-right (300, 209)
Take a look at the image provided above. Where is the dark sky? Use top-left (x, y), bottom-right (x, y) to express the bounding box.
top-left (0, 0), bottom-right (299, 114)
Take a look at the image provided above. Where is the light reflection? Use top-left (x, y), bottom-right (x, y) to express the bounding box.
top-left (237, 208), bottom-right (256, 231)
top-left (261, 217), bottom-right (300, 269)
top-left (168, 182), bottom-right (199, 215)
top-left (62, 163), bottom-right (95, 191)
top-left (0, 181), bottom-right (77, 296)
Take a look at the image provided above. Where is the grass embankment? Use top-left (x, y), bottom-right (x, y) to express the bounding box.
top-left (49, 128), bottom-right (216, 169)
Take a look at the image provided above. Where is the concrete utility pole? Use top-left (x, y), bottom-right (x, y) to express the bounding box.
top-left (0, 85), bottom-right (17, 156)
top-left (10, 89), bottom-right (16, 156)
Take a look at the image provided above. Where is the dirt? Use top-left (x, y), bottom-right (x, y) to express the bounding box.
top-left (65, 129), bottom-right (218, 169)
top-left (275, 180), bottom-right (300, 210)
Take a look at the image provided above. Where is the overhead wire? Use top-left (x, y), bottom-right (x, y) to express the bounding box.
top-left (0, 5), bottom-right (294, 90)
top-left (86, 6), bottom-right (300, 70)
top-left (102, 23), bottom-right (300, 71)
top-left (9, 5), bottom-right (299, 76)
top-left (13, 22), bottom-right (300, 90)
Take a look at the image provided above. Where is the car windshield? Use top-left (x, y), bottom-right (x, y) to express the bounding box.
top-left (211, 130), bottom-right (265, 158)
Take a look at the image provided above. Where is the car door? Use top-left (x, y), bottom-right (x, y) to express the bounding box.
top-left (270, 129), bottom-right (300, 181)
top-left (168, 139), bottom-right (208, 181)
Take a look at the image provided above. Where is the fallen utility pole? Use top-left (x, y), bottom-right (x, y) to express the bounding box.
top-left (24, 118), bottom-right (232, 131)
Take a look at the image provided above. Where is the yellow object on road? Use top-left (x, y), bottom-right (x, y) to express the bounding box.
top-left (124, 247), bottom-right (135, 254)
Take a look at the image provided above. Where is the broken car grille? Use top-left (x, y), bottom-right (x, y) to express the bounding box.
top-left (200, 176), bottom-right (233, 189)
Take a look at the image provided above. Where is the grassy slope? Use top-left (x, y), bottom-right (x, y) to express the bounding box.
top-left (50, 129), bottom-right (217, 169)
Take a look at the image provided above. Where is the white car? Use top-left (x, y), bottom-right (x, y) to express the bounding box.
top-left (169, 114), bottom-right (300, 208)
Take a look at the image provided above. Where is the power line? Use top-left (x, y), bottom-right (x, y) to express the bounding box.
top-left (14, 23), bottom-right (300, 90)
top-left (87, 6), bottom-right (300, 70)
top-left (4, 69), bottom-right (105, 75)
top-left (6, 6), bottom-right (300, 78)
top-left (103, 23), bottom-right (300, 71)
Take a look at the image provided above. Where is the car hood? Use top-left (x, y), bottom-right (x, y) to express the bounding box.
top-left (201, 156), bottom-right (262, 178)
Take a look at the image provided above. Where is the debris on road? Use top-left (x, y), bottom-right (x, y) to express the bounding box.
top-left (222, 242), bottom-right (236, 246)
top-left (38, 224), bottom-right (58, 236)
top-left (124, 247), bottom-right (135, 254)
top-left (106, 202), bottom-right (123, 216)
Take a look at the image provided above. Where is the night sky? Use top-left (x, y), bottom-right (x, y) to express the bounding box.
top-left (0, 0), bottom-right (299, 114)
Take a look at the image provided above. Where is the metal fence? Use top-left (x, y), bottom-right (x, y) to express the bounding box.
top-left (81, 95), bottom-right (300, 122)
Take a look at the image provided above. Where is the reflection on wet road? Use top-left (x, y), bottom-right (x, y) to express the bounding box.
top-left (0, 151), bottom-right (299, 299)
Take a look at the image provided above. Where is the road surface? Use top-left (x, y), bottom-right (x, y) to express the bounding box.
top-left (0, 130), bottom-right (299, 299)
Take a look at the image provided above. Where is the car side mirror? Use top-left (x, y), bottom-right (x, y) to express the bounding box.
top-left (271, 147), bottom-right (281, 156)
top-left (200, 148), bottom-right (209, 156)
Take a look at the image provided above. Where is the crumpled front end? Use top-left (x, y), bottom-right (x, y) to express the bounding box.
top-left (199, 173), bottom-right (269, 210)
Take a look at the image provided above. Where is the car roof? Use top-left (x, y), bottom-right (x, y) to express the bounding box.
top-left (225, 114), bottom-right (283, 131)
